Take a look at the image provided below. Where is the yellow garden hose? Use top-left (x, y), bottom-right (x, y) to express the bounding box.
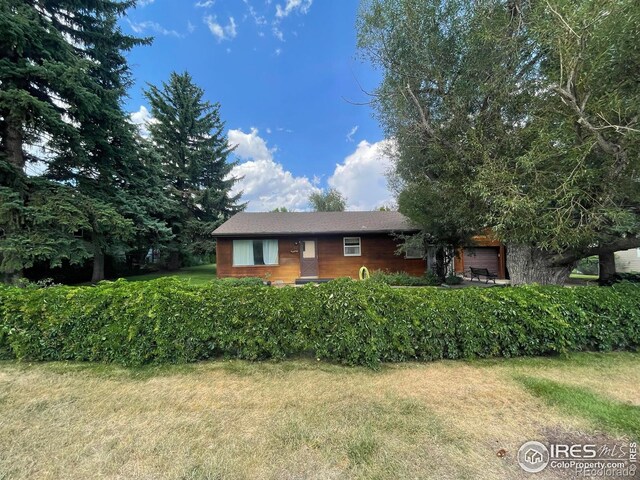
top-left (358, 266), bottom-right (370, 280)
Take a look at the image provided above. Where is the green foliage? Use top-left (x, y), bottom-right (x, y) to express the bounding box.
top-left (216, 277), bottom-right (265, 286)
top-left (357, 0), bottom-right (640, 278)
top-left (1, 278), bottom-right (638, 368)
top-left (0, 0), bottom-right (167, 282)
top-left (308, 188), bottom-right (347, 212)
top-left (600, 273), bottom-right (640, 287)
top-left (444, 274), bottom-right (462, 286)
top-left (576, 256), bottom-right (599, 276)
top-left (145, 72), bottom-right (245, 267)
top-left (369, 270), bottom-right (440, 286)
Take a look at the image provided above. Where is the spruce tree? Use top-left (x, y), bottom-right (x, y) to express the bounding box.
top-left (145, 72), bottom-right (245, 269)
top-left (0, 1), bottom-right (171, 282)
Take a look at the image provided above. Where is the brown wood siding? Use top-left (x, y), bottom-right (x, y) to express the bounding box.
top-left (216, 235), bottom-right (427, 283)
top-left (316, 234), bottom-right (426, 279)
top-left (216, 237), bottom-right (300, 283)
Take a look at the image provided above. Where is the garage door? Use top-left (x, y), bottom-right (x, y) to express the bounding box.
top-left (463, 247), bottom-right (499, 275)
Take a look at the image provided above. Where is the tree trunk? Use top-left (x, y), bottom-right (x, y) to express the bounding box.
top-left (598, 251), bottom-right (616, 285)
top-left (433, 246), bottom-right (447, 281)
top-left (5, 123), bottom-right (26, 171)
top-left (167, 250), bottom-right (182, 271)
top-left (91, 244), bottom-right (105, 283)
top-left (506, 244), bottom-right (574, 285)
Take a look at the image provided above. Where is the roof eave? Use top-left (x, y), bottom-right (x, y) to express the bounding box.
top-left (213, 228), bottom-right (420, 238)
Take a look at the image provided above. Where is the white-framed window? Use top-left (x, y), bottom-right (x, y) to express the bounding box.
top-left (233, 239), bottom-right (278, 266)
top-left (343, 237), bottom-right (361, 256)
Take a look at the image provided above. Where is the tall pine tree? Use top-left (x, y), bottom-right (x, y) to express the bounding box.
top-left (0, 1), bottom-right (172, 282)
top-left (145, 72), bottom-right (244, 269)
top-left (47, 11), bottom-right (172, 282)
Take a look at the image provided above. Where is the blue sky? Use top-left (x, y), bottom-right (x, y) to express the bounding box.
top-left (124, 0), bottom-right (396, 211)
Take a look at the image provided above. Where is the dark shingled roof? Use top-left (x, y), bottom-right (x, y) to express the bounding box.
top-left (213, 211), bottom-right (419, 237)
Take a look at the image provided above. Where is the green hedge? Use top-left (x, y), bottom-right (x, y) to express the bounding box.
top-left (369, 270), bottom-right (441, 286)
top-left (0, 278), bottom-right (639, 367)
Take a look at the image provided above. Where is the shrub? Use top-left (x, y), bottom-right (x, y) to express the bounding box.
top-left (600, 272), bottom-right (640, 286)
top-left (0, 278), bottom-right (639, 368)
top-left (369, 270), bottom-right (440, 286)
top-left (445, 274), bottom-right (463, 285)
top-left (215, 277), bottom-right (266, 286)
top-left (575, 256), bottom-right (599, 276)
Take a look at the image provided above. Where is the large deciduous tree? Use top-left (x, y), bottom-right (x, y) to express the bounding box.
top-left (145, 72), bottom-right (245, 269)
top-left (309, 188), bottom-right (347, 212)
top-left (358, 0), bottom-right (640, 284)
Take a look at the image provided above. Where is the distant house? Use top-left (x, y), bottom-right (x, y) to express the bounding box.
top-left (213, 211), bottom-right (508, 284)
top-left (615, 248), bottom-right (640, 273)
top-left (213, 211), bottom-right (427, 283)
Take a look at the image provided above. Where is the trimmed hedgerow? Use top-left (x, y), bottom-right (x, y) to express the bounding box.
top-left (0, 278), bottom-right (639, 367)
top-left (369, 270), bottom-right (441, 286)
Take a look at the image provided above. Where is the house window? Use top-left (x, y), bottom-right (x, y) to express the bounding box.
top-left (343, 237), bottom-right (361, 256)
top-left (405, 243), bottom-right (425, 259)
top-left (233, 239), bottom-right (278, 266)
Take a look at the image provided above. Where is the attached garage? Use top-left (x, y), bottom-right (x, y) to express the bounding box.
top-left (454, 235), bottom-right (507, 279)
top-left (462, 247), bottom-right (500, 276)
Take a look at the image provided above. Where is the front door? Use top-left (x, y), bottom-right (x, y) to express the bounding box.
top-left (300, 239), bottom-right (318, 277)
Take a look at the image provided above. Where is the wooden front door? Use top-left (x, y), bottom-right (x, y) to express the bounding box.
top-left (300, 239), bottom-right (318, 277)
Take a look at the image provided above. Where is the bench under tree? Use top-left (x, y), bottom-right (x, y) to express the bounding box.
top-left (468, 267), bottom-right (498, 283)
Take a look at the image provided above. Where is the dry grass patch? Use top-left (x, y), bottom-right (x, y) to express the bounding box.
top-left (0, 353), bottom-right (637, 480)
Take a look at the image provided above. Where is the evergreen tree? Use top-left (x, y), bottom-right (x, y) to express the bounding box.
top-left (0, 1), bottom-right (126, 279)
top-left (47, 10), bottom-right (171, 282)
top-left (0, 1), bottom-right (171, 282)
top-left (145, 72), bottom-right (244, 269)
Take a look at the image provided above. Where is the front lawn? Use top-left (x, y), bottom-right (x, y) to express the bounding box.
top-left (569, 273), bottom-right (599, 281)
top-left (0, 352), bottom-right (637, 479)
top-left (122, 263), bottom-right (217, 285)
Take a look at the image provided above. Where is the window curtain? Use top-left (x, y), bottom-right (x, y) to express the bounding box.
top-left (233, 240), bottom-right (254, 266)
top-left (262, 240), bottom-right (278, 265)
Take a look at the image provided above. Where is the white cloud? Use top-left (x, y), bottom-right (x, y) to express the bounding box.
top-left (129, 105), bottom-right (157, 138)
top-left (228, 128), bottom-right (319, 211)
top-left (137, 0), bottom-right (155, 6)
top-left (187, 21), bottom-right (196, 33)
top-left (244, 0), bottom-right (267, 25)
top-left (328, 140), bottom-right (396, 211)
top-left (229, 127), bottom-right (273, 161)
top-left (275, 0), bottom-right (312, 18)
top-left (346, 125), bottom-right (358, 142)
top-left (204, 15), bottom-right (237, 41)
top-left (272, 26), bottom-right (284, 41)
top-left (274, 48), bottom-right (282, 56)
top-left (126, 19), bottom-right (182, 37)
top-left (195, 0), bottom-right (215, 7)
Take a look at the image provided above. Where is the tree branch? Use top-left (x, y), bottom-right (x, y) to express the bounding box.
top-left (549, 237), bottom-right (640, 266)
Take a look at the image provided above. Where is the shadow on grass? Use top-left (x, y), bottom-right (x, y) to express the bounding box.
top-left (515, 375), bottom-right (640, 440)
